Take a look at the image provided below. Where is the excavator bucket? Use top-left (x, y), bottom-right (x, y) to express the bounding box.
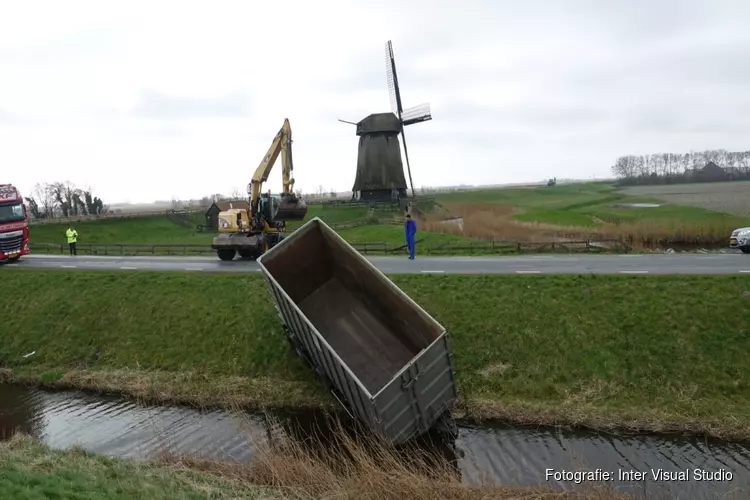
top-left (275, 197), bottom-right (308, 221)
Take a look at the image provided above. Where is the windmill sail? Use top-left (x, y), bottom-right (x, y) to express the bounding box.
top-left (385, 40), bottom-right (431, 198)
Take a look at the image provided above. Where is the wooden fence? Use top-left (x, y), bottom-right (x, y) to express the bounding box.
top-left (30, 238), bottom-right (628, 257)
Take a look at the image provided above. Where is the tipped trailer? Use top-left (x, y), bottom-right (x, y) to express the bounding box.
top-left (256, 217), bottom-right (458, 444)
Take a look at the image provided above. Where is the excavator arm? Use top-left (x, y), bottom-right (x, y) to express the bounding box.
top-left (247, 118), bottom-right (296, 210)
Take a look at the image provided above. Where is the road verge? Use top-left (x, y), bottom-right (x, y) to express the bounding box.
top-left (2, 269), bottom-right (749, 441)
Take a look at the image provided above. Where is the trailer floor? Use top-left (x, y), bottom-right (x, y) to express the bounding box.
top-left (298, 278), bottom-right (418, 395)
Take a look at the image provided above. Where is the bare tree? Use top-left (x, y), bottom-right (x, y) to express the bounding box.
top-left (32, 182), bottom-right (56, 218)
top-left (26, 181), bottom-right (107, 218)
top-left (612, 148), bottom-right (750, 186)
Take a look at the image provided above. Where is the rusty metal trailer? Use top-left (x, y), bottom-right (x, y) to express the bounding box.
top-left (256, 217), bottom-right (458, 444)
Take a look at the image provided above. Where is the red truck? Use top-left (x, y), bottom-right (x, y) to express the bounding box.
top-left (0, 183), bottom-right (30, 262)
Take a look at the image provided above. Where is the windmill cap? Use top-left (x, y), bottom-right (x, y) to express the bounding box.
top-left (356, 113), bottom-right (401, 136)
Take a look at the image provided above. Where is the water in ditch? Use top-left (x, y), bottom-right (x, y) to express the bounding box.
top-left (1, 384), bottom-right (748, 499)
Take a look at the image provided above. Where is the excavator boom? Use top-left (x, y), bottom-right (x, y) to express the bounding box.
top-left (248, 118), bottom-right (296, 206)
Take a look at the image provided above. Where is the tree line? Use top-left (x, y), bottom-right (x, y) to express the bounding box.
top-left (26, 181), bottom-right (108, 219)
top-left (611, 149), bottom-right (750, 186)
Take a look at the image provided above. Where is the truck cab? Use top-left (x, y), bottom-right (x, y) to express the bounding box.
top-left (729, 227), bottom-right (750, 254)
top-left (0, 184), bottom-right (31, 262)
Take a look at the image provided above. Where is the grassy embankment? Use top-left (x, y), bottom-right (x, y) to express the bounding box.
top-left (429, 181), bottom-right (750, 248)
top-left (2, 269), bottom-right (749, 440)
top-left (0, 432), bottom-right (632, 500)
top-left (29, 181), bottom-right (750, 253)
top-left (29, 203), bottom-right (475, 253)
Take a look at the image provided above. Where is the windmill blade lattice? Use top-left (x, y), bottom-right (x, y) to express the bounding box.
top-left (401, 103), bottom-right (432, 126)
top-left (385, 41), bottom-right (401, 117)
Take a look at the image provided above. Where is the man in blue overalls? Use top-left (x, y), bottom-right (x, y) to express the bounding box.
top-left (404, 214), bottom-right (417, 260)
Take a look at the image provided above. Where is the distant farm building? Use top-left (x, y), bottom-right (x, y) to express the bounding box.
top-left (205, 200), bottom-right (250, 231)
top-left (696, 161), bottom-right (726, 179)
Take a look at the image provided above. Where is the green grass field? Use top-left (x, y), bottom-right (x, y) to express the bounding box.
top-left (432, 182), bottom-right (750, 246)
top-left (28, 181), bottom-right (750, 251)
top-left (29, 203), bottom-right (475, 250)
top-left (2, 269), bottom-right (749, 440)
top-left (436, 182), bottom-right (749, 228)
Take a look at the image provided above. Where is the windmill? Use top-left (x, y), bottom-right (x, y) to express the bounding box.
top-left (385, 40), bottom-right (432, 198)
top-left (340, 40), bottom-right (432, 202)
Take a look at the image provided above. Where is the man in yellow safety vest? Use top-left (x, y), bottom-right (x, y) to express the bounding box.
top-left (65, 226), bottom-right (78, 256)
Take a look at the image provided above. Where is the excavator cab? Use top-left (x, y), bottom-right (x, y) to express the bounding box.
top-left (257, 193), bottom-right (308, 224)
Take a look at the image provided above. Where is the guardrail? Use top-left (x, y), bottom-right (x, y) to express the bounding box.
top-left (30, 238), bottom-right (628, 257)
top-left (29, 209), bottom-right (205, 226)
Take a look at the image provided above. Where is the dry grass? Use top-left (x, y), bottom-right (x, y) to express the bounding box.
top-left (0, 433), bottom-right (279, 499)
top-left (421, 203), bottom-right (591, 242)
top-left (6, 368), bottom-right (335, 411)
top-left (421, 202), bottom-right (742, 248)
top-left (1, 428), bottom-right (651, 500)
top-left (622, 181), bottom-right (750, 217)
top-left (160, 417), bottom-right (634, 500)
top-left (594, 219), bottom-right (739, 248)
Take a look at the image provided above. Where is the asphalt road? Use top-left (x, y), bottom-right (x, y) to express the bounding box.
top-left (6, 252), bottom-right (750, 275)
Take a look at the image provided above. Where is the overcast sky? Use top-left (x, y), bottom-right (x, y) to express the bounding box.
top-left (1, 0), bottom-right (749, 203)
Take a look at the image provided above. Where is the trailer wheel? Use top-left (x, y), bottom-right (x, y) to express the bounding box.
top-left (282, 326), bottom-right (306, 357)
top-left (217, 249), bottom-right (236, 261)
top-left (433, 411), bottom-right (459, 441)
top-left (237, 249), bottom-right (254, 259)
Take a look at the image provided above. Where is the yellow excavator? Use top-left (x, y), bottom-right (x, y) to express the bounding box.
top-left (211, 119), bottom-right (308, 261)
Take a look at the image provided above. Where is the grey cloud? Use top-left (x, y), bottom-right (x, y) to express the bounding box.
top-left (131, 90), bottom-right (252, 119)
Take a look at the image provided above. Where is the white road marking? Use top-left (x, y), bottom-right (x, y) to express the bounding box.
top-left (59, 265), bottom-right (76, 268)
top-left (120, 266), bottom-right (137, 270)
top-left (620, 270), bottom-right (649, 274)
top-left (184, 268), bottom-right (204, 271)
top-left (740, 270), bottom-right (750, 273)
top-left (420, 270), bottom-right (445, 274)
top-left (618, 254), bottom-right (644, 257)
top-left (515, 270), bottom-right (541, 274)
